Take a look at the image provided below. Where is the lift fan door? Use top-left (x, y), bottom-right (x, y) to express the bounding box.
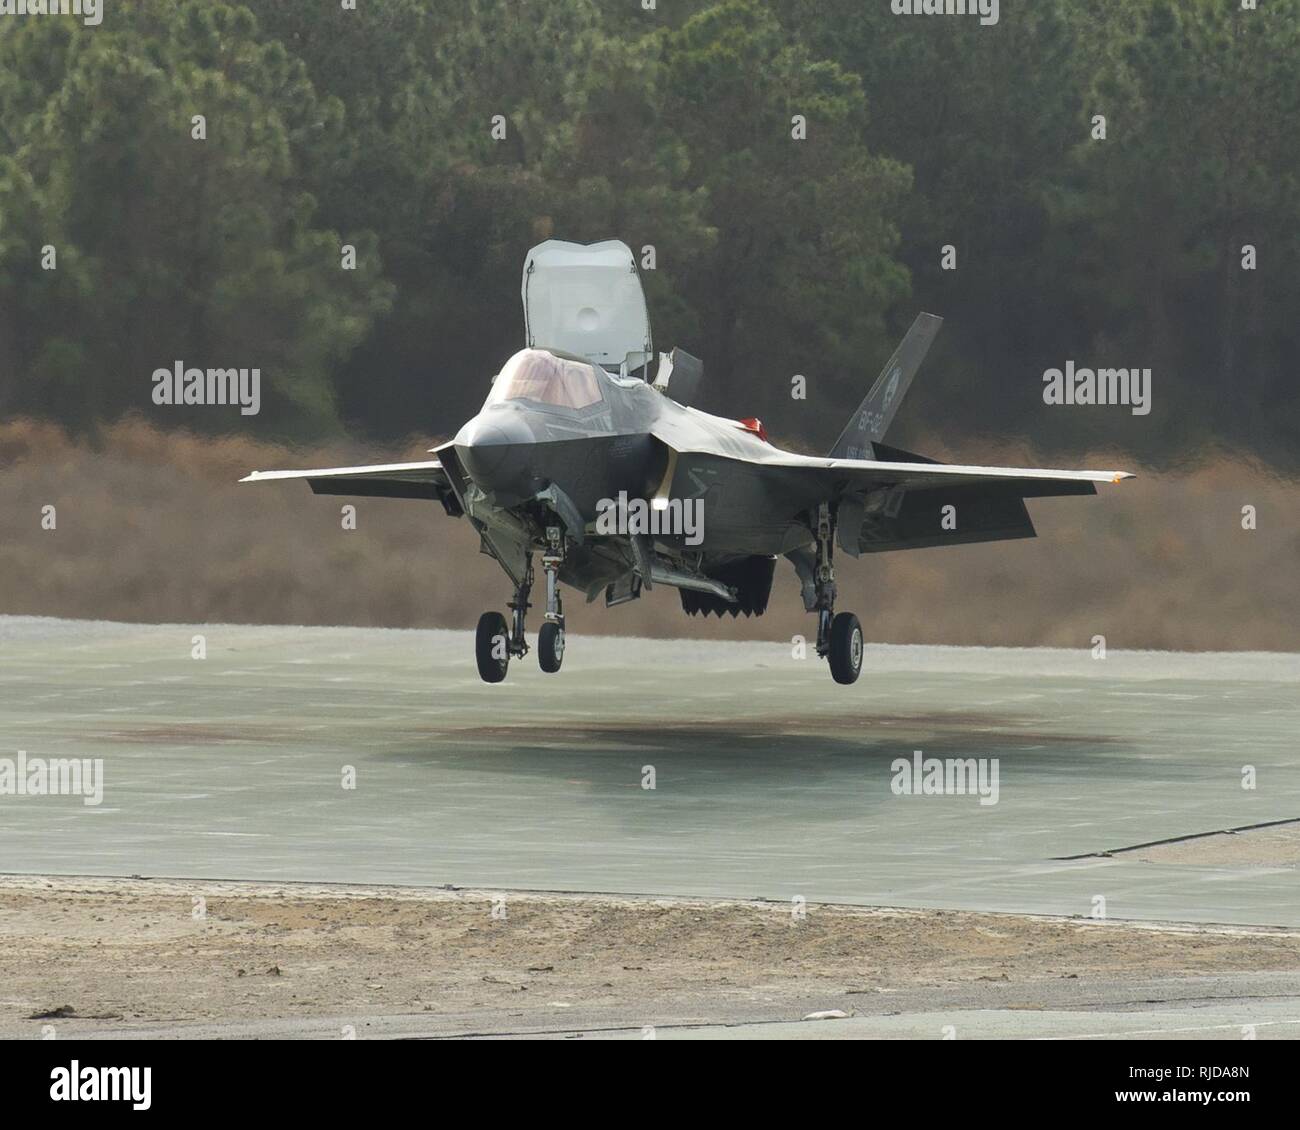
top-left (522, 239), bottom-right (652, 374)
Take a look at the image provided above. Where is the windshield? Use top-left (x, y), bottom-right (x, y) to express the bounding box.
top-left (487, 349), bottom-right (604, 410)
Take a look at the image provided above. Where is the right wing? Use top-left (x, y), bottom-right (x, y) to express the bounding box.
top-left (651, 412), bottom-right (1132, 555)
top-left (240, 460), bottom-right (462, 513)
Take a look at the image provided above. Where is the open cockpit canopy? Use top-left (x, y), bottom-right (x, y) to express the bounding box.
top-left (522, 239), bottom-right (652, 375)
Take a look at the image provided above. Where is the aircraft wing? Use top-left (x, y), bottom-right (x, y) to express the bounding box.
top-left (774, 449), bottom-right (1129, 554)
top-left (811, 451), bottom-right (1130, 552)
top-left (651, 415), bottom-right (1132, 490)
top-left (650, 418), bottom-right (1132, 554)
top-left (819, 456), bottom-right (1131, 491)
top-left (240, 460), bottom-right (460, 508)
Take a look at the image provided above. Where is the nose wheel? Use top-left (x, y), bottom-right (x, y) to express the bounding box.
top-left (538, 621), bottom-right (564, 673)
top-left (475, 611), bottom-right (511, 683)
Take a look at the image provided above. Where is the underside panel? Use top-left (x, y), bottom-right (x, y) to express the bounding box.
top-left (305, 478), bottom-right (441, 501)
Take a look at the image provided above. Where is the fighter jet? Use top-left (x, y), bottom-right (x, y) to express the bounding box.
top-left (244, 239), bottom-right (1132, 684)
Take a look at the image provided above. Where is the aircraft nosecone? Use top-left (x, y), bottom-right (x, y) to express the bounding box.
top-left (454, 408), bottom-right (537, 498)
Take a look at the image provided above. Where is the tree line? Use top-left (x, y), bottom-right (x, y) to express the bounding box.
top-left (1, 0), bottom-right (1295, 468)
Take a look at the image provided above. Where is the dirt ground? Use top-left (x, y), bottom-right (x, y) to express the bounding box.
top-left (3, 875), bottom-right (1299, 1037)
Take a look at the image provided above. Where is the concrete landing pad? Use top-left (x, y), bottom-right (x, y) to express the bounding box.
top-left (2, 617), bottom-right (1297, 925)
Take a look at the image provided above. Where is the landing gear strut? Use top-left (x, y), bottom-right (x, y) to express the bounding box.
top-left (507, 557), bottom-right (533, 661)
top-left (538, 526), bottom-right (565, 674)
top-left (810, 503), bottom-right (863, 685)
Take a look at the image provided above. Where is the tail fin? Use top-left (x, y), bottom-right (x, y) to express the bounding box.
top-left (828, 313), bottom-right (943, 459)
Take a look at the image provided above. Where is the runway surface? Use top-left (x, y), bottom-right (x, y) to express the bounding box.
top-left (2, 616), bottom-right (1298, 926)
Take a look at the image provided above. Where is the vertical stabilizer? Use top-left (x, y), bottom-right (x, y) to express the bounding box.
top-left (828, 313), bottom-right (942, 459)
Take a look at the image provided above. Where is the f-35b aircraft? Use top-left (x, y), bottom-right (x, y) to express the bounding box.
top-left (244, 239), bottom-right (1132, 684)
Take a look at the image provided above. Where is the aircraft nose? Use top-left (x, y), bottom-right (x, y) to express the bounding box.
top-left (454, 409), bottom-right (535, 496)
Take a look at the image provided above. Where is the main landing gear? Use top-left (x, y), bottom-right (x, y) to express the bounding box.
top-left (810, 503), bottom-right (864, 685)
top-left (474, 526), bottom-right (566, 684)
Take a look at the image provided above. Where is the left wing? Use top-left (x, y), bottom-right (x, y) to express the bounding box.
top-left (240, 460), bottom-right (461, 512)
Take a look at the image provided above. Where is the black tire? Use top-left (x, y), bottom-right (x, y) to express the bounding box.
top-left (538, 621), bottom-right (565, 674)
top-left (475, 611), bottom-right (510, 683)
top-left (828, 611), bottom-right (864, 685)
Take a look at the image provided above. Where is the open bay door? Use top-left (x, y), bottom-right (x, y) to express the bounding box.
top-left (522, 239), bottom-right (652, 375)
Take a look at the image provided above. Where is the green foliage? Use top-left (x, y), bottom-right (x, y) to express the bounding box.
top-left (0, 0), bottom-right (1296, 465)
top-left (657, 0), bottom-right (910, 423)
top-left (0, 1), bottom-right (392, 436)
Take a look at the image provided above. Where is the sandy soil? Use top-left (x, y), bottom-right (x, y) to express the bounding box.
top-left (3, 875), bottom-right (1300, 1037)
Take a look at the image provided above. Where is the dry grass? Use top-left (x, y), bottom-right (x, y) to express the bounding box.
top-left (2, 417), bottom-right (1296, 650)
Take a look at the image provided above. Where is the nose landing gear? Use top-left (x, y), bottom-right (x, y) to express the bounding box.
top-left (474, 527), bottom-right (567, 683)
top-left (475, 556), bottom-right (532, 683)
